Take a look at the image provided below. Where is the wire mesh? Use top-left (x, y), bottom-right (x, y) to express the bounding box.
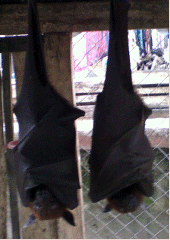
top-left (73, 29), bottom-right (169, 239)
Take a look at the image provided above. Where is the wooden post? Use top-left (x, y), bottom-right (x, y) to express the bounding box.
top-left (0, 66), bottom-right (7, 239)
top-left (12, 52), bottom-right (26, 98)
top-left (44, 32), bottom-right (74, 102)
top-left (1, 53), bottom-right (13, 143)
top-left (44, 32), bottom-right (85, 239)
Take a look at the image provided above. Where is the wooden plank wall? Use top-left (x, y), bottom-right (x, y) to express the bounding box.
top-left (0, 0), bottom-right (169, 35)
top-left (0, 0), bottom-right (169, 239)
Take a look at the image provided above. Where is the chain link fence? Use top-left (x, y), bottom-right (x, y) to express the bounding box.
top-left (73, 29), bottom-right (169, 239)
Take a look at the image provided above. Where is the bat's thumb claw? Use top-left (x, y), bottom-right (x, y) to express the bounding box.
top-left (23, 214), bottom-right (37, 228)
top-left (7, 140), bottom-right (19, 149)
top-left (103, 204), bottom-right (112, 213)
top-left (63, 210), bottom-right (76, 226)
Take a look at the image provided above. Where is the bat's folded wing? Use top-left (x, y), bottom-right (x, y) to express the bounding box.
top-left (10, 103), bottom-right (83, 209)
top-left (89, 118), bottom-right (154, 203)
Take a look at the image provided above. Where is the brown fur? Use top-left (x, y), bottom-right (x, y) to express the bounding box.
top-left (106, 184), bottom-right (145, 214)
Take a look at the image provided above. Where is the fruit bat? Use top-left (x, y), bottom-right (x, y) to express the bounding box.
top-left (89, 0), bottom-right (154, 214)
top-left (7, 0), bottom-right (84, 226)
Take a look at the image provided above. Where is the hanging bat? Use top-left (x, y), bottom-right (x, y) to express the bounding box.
top-left (7, 0), bottom-right (84, 226)
top-left (89, 0), bottom-right (154, 214)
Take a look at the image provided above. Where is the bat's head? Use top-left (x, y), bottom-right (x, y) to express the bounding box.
top-left (28, 186), bottom-right (75, 226)
top-left (104, 184), bottom-right (145, 214)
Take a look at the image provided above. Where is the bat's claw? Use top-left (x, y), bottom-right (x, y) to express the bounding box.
top-left (63, 210), bottom-right (76, 226)
top-left (103, 204), bottom-right (112, 213)
top-left (23, 214), bottom-right (37, 228)
top-left (7, 140), bottom-right (19, 149)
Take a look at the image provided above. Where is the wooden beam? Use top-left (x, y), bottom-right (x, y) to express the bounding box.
top-left (13, 52), bottom-right (26, 96)
top-left (0, 0), bottom-right (168, 36)
top-left (1, 53), bottom-right (13, 143)
top-left (0, 35), bottom-right (44, 53)
top-left (1, 0), bottom-right (105, 3)
top-left (0, 36), bottom-right (28, 53)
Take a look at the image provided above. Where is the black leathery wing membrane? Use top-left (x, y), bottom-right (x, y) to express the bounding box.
top-left (9, 0), bottom-right (85, 210)
top-left (89, 0), bottom-right (154, 203)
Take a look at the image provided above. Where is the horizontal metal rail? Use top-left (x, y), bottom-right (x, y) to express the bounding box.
top-left (76, 92), bottom-right (169, 97)
top-left (76, 102), bottom-right (169, 109)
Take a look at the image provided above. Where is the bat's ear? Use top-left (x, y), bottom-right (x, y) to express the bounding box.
top-left (63, 210), bottom-right (75, 226)
top-left (103, 204), bottom-right (112, 213)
